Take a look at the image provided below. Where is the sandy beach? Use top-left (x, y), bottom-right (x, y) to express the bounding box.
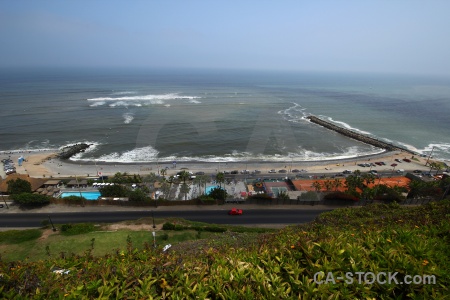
top-left (1, 149), bottom-right (432, 180)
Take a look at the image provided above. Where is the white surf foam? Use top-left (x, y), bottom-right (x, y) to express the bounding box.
top-left (411, 143), bottom-right (450, 161)
top-left (112, 91), bottom-right (137, 95)
top-left (279, 103), bottom-right (308, 123)
top-left (123, 113), bottom-right (134, 124)
top-left (65, 141), bottom-right (102, 160)
top-left (89, 101), bottom-right (106, 107)
top-left (144, 146), bottom-right (385, 163)
top-left (87, 93), bottom-right (201, 102)
top-left (95, 146), bottom-right (159, 163)
top-left (324, 116), bottom-right (372, 135)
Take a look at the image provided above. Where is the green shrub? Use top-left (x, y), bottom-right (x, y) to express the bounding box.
top-left (99, 184), bottom-right (129, 197)
top-left (60, 223), bottom-right (95, 235)
top-left (174, 224), bottom-right (185, 231)
top-left (63, 195), bottom-right (86, 203)
top-left (127, 189), bottom-right (149, 202)
top-left (162, 222), bottom-right (176, 230)
top-left (12, 193), bottom-right (51, 207)
top-left (6, 178), bottom-right (31, 195)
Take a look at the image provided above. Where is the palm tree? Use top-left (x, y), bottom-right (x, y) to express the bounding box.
top-left (193, 175), bottom-right (209, 196)
top-left (312, 181), bottom-right (322, 193)
top-left (312, 181), bottom-right (322, 201)
top-left (333, 178), bottom-right (343, 191)
top-left (166, 175), bottom-right (175, 200)
top-left (180, 183), bottom-right (191, 201)
top-left (160, 180), bottom-right (171, 200)
top-left (362, 173), bottom-right (376, 187)
top-left (216, 172), bottom-right (225, 188)
top-left (160, 168), bottom-right (167, 179)
top-left (323, 179), bottom-right (333, 192)
top-left (178, 171), bottom-right (190, 184)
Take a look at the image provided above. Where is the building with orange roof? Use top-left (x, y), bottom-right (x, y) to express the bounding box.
top-left (291, 176), bottom-right (411, 192)
top-left (0, 174), bottom-right (47, 194)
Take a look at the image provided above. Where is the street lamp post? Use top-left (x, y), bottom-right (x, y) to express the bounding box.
top-left (48, 215), bottom-right (57, 231)
top-left (151, 211), bottom-right (156, 248)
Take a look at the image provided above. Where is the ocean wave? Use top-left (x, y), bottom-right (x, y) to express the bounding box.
top-left (73, 145), bottom-right (385, 163)
top-left (65, 142), bottom-right (103, 160)
top-left (112, 91), bottom-right (137, 95)
top-left (89, 101), bottom-right (106, 107)
top-left (278, 103), bottom-right (309, 123)
top-left (93, 146), bottom-right (159, 163)
top-left (413, 143), bottom-right (450, 160)
top-left (323, 116), bottom-right (372, 135)
top-left (155, 148), bottom-right (385, 163)
top-left (123, 113), bottom-right (134, 124)
top-left (87, 93), bottom-right (201, 102)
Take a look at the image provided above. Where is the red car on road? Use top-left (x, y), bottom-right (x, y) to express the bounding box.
top-left (228, 208), bottom-right (243, 215)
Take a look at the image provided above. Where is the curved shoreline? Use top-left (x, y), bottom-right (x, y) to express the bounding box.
top-left (3, 148), bottom-right (427, 179)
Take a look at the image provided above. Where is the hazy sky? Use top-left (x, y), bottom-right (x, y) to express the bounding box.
top-left (1, 1), bottom-right (450, 75)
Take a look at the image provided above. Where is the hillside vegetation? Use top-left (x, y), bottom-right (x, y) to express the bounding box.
top-left (1, 201), bottom-right (449, 299)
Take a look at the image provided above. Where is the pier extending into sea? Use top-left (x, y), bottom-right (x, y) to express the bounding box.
top-left (306, 116), bottom-right (415, 155)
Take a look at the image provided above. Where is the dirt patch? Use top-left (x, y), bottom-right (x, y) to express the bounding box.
top-left (102, 224), bottom-right (163, 231)
top-left (38, 228), bottom-right (58, 240)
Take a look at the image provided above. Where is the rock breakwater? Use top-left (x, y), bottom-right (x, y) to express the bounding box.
top-left (306, 116), bottom-right (415, 154)
top-left (58, 143), bottom-right (90, 159)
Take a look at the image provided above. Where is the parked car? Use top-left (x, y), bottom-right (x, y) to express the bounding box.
top-left (228, 208), bottom-right (243, 215)
top-left (195, 171), bottom-right (205, 175)
top-left (403, 158), bottom-right (411, 163)
top-left (268, 169), bottom-right (276, 173)
top-left (291, 169), bottom-right (300, 173)
top-left (278, 169), bottom-right (287, 173)
top-left (343, 170), bottom-right (352, 174)
top-left (230, 170), bottom-right (239, 174)
top-left (5, 169), bottom-right (16, 175)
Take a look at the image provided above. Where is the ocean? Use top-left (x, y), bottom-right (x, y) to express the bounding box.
top-left (1, 68), bottom-right (449, 163)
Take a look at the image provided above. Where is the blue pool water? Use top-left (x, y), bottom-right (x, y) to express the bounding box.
top-left (205, 185), bottom-right (220, 195)
top-left (60, 191), bottom-right (101, 200)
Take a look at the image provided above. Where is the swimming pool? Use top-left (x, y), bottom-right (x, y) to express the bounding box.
top-left (205, 185), bottom-right (220, 195)
top-left (60, 191), bottom-right (101, 200)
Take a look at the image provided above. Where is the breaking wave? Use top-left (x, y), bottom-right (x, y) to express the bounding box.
top-left (123, 113), bottom-right (134, 124)
top-left (87, 93), bottom-right (201, 102)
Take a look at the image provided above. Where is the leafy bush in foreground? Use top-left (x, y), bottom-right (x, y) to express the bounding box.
top-left (1, 201), bottom-right (449, 298)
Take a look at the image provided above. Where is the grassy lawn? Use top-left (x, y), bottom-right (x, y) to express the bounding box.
top-left (0, 221), bottom-right (267, 262)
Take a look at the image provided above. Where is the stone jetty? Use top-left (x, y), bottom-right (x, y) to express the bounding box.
top-left (58, 143), bottom-right (90, 159)
top-left (306, 116), bottom-right (415, 154)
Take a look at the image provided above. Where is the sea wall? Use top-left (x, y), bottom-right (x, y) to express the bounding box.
top-left (58, 143), bottom-right (90, 160)
top-left (306, 116), bottom-right (415, 154)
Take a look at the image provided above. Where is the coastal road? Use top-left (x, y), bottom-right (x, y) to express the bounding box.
top-left (0, 209), bottom-right (330, 229)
